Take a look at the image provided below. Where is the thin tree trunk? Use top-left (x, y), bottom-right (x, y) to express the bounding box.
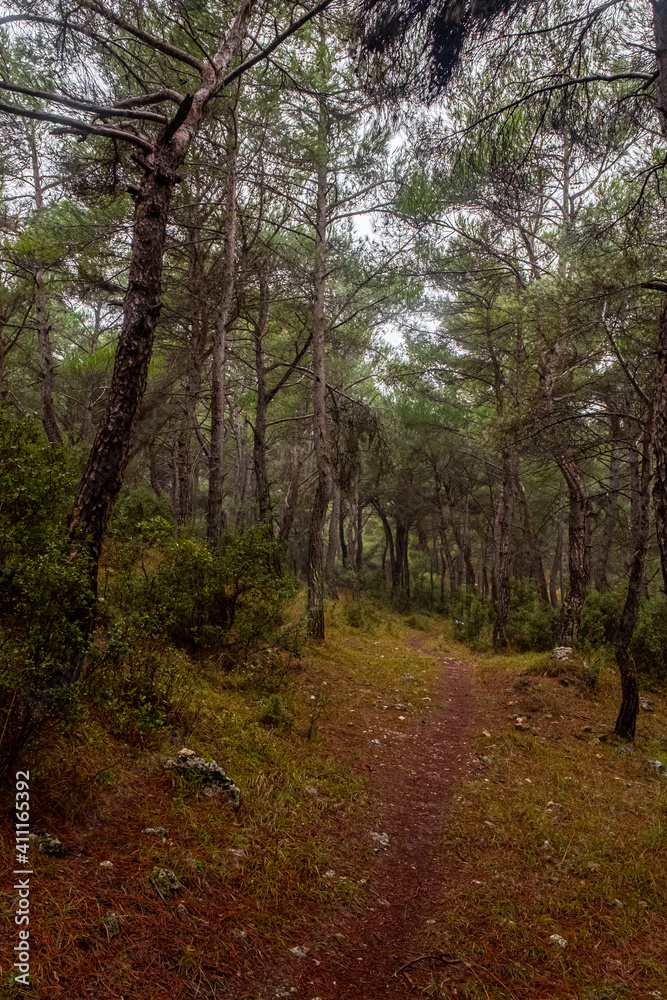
top-left (493, 453), bottom-right (516, 649)
top-left (325, 482), bottom-right (340, 598)
top-left (307, 105), bottom-right (333, 639)
top-left (33, 270), bottom-right (61, 446)
top-left (252, 271), bottom-right (272, 522)
top-left (208, 108), bottom-right (240, 548)
top-left (549, 518), bottom-right (563, 608)
top-left (518, 479), bottom-right (550, 607)
top-left (555, 451), bottom-right (589, 646)
top-left (594, 423), bottom-right (621, 591)
top-left (615, 411), bottom-right (653, 739)
top-left (177, 272), bottom-right (207, 524)
top-left (278, 444), bottom-right (303, 544)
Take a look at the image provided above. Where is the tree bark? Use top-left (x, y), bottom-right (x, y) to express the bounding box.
top-left (306, 104), bottom-right (333, 639)
top-left (615, 411), bottom-right (653, 739)
top-left (70, 1), bottom-right (255, 572)
top-left (593, 419), bottom-right (621, 592)
top-left (492, 453), bottom-right (516, 649)
top-left (555, 450), bottom-right (589, 646)
top-left (251, 271), bottom-right (272, 522)
top-left (518, 479), bottom-right (550, 607)
top-left (325, 482), bottom-right (340, 598)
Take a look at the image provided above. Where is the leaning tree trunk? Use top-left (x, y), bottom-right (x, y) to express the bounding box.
top-left (64, 4), bottom-right (256, 697)
top-left (306, 111), bottom-right (333, 639)
top-left (615, 412), bottom-right (653, 739)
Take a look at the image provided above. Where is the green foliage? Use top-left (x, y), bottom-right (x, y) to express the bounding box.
top-left (579, 586), bottom-right (626, 650)
top-left (257, 694), bottom-right (293, 731)
top-left (112, 524), bottom-right (302, 665)
top-left (108, 484), bottom-right (175, 540)
top-left (505, 579), bottom-right (556, 652)
top-left (452, 586), bottom-right (492, 648)
top-left (631, 594), bottom-right (667, 682)
top-left (342, 597), bottom-right (381, 631)
top-left (0, 414), bottom-right (93, 762)
top-left (89, 622), bottom-right (197, 742)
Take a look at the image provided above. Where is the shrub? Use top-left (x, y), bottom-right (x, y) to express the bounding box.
top-left (505, 580), bottom-right (556, 652)
top-left (452, 587), bottom-right (492, 646)
top-left (343, 597), bottom-right (381, 631)
top-left (107, 484), bottom-right (175, 540)
top-left (257, 694), bottom-right (293, 731)
top-left (112, 524), bottom-right (302, 665)
top-left (0, 414), bottom-right (93, 766)
top-left (578, 586), bottom-right (626, 650)
top-left (631, 593), bottom-right (667, 682)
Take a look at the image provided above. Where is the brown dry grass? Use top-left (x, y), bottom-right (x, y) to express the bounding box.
top-left (0, 597), bottom-right (440, 1000)
top-left (412, 637), bottom-right (667, 1000)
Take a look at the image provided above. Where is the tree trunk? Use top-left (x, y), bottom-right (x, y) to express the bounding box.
top-left (549, 518), bottom-right (563, 608)
top-left (70, 1), bottom-right (255, 571)
top-left (555, 451), bottom-right (589, 646)
top-left (208, 108), bottom-right (240, 548)
top-left (518, 479), bottom-right (550, 607)
top-left (306, 107), bottom-right (333, 639)
top-left (593, 422), bottom-right (621, 592)
top-left (493, 453), bottom-right (516, 649)
top-left (176, 276), bottom-right (207, 524)
top-left (615, 412), bottom-right (653, 739)
top-left (652, 302), bottom-right (667, 593)
top-left (33, 270), bottom-right (62, 446)
top-left (252, 271), bottom-right (272, 522)
top-left (278, 444), bottom-right (303, 544)
top-left (325, 482), bottom-right (340, 598)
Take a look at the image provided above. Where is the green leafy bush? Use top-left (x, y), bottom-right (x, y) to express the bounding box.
top-left (0, 414), bottom-right (93, 764)
top-left (112, 524), bottom-right (302, 665)
top-left (452, 587), bottom-right (492, 647)
top-left (505, 579), bottom-right (556, 652)
top-left (578, 586), bottom-right (626, 650)
top-left (631, 593), bottom-right (667, 682)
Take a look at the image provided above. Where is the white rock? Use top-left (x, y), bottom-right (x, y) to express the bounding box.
top-left (370, 831), bottom-right (390, 847)
top-left (549, 934), bottom-right (567, 948)
top-left (289, 945), bottom-right (309, 959)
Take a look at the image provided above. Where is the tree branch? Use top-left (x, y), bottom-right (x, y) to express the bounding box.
top-left (0, 100), bottom-right (155, 152)
top-left (0, 79), bottom-right (167, 122)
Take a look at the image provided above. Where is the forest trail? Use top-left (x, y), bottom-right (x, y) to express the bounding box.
top-left (255, 636), bottom-right (478, 1000)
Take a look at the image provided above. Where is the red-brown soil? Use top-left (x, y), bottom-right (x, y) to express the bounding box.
top-left (238, 639), bottom-right (478, 1000)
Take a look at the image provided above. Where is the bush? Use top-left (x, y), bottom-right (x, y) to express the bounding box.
top-left (0, 414), bottom-right (93, 765)
top-left (505, 579), bottom-right (556, 652)
top-left (578, 586), bottom-right (626, 650)
top-left (112, 524), bottom-right (302, 665)
top-left (108, 484), bottom-right (175, 540)
top-left (343, 597), bottom-right (381, 631)
top-left (631, 593), bottom-right (667, 682)
top-left (452, 587), bottom-right (492, 647)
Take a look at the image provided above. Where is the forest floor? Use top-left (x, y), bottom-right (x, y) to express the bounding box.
top-left (1, 600), bottom-right (667, 1000)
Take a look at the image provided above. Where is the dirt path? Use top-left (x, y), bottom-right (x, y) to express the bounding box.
top-left (257, 638), bottom-right (478, 1000)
